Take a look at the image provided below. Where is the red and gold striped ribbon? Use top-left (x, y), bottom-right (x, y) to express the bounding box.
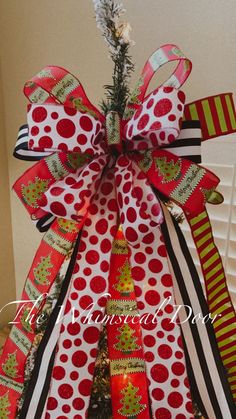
top-left (187, 209), bottom-right (236, 399)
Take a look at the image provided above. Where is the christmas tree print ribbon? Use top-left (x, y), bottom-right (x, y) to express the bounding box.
top-left (1, 43), bottom-right (236, 417)
top-left (0, 218), bottom-right (80, 418)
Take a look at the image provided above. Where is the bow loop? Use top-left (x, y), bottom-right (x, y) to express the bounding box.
top-left (27, 104), bottom-right (106, 156)
top-left (123, 86), bottom-right (185, 151)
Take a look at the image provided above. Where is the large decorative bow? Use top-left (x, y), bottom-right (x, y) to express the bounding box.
top-left (1, 44), bottom-right (236, 419)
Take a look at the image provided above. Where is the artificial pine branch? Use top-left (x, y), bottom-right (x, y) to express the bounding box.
top-left (93, 0), bottom-right (134, 116)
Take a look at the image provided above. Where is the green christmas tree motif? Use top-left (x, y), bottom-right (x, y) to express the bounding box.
top-left (118, 381), bottom-right (146, 418)
top-left (2, 352), bottom-right (18, 379)
top-left (155, 156), bottom-right (182, 183)
top-left (114, 260), bottom-right (134, 296)
top-left (21, 177), bottom-right (49, 208)
top-left (114, 324), bottom-right (141, 354)
top-left (21, 307), bottom-right (34, 333)
top-left (66, 152), bottom-right (89, 170)
top-left (58, 218), bottom-right (78, 234)
top-left (0, 392), bottom-right (10, 419)
top-left (69, 97), bottom-right (98, 118)
top-left (138, 151), bottom-right (152, 173)
top-left (33, 254), bottom-right (53, 286)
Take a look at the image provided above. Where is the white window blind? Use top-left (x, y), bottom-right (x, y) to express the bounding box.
top-left (180, 138), bottom-right (236, 307)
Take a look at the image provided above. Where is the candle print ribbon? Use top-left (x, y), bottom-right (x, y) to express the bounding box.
top-left (0, 44), bottom-right (236, 418)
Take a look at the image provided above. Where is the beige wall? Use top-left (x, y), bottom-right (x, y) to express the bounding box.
top-left (0, 0), bottom-right (236, 301)
top-left (0, 65), bottom-right (16, 325)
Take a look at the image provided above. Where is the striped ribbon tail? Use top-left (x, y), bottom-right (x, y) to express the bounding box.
top-left (184, 93), bottom-right (236, 140)
top-left (187, 209), bottom-right (236, 400)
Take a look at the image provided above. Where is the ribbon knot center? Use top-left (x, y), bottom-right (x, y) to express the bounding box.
top-left (106, 111), bottom-right (122, 155)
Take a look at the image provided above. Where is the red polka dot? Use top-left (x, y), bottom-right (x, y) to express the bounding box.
top-left (79, 295), bottom-right (93, 309)
top-left (83, 326), bottom-right (99, 344)
top-left (161, 318), bottom-right (175, 331)
top-left (74, 277), bottom-right (86, 290)
top-left (47, 397), bottom-right (58, 410)
top-left (168, 114), bottom-right (176, 121)
top-left (38, 136), bottom-right (53, 148)
top-left (158, 245), bottom-right (167, 257)
top-left (64, 106), bottom-right (77, 116)
top-left (161, 274), bottom-right (173, 287)
top-left (155, 408), bottom-right (171, 418)
top-left (154, 99), bottom-right (172, 117)
top-left (150, 121), bottom-right (162, 131)
top-left (127, 207), bottom-right (137, 223)
top-left (50, 202), bottom-right (67, 216)
top-left (100, 260), bottom-right (109, 272)
top-left (95, 219), bottom-right (108, 235)
top-left (31, 126), bottom-right (39, 136)
top-left (72, 350), bottom-right (88, 368)
top-left (145, 290), bottom-right (160, 306)
top-left (73, 398), bottom-right (85, 411)
top-left (163, 86), bottom-right (174, 93)
top-left (67, 322), bottom-right (80, 336)
top-left (131, 266), bottom-right (145, 281)
top-left (101, 238), bottom-right (111, 253)
top-left (151, 364), bottom-right (169, 383)
top-left (137, 114), bottom-right (149, 130)
top-left (63, 339), bottom-right (72, 349)
top-left (144, 335), bottom-right (156, 347)
top-left (64, 193), bottom-right (74, 204)
top-left (70, 371), bottom-right (79, 381)
top-left (134, 252), bottom-right (146, 264)
top-left (32, 107), bottom-right (47, 122)
top-left (85, 250), bottom-right (99, 264)
top-left (178, 91), bottom-right (185, 104)
top-left (90, 276), bottom-right (106, 293)
top-left (58, 384), bottom-right (73, 399)
top-left (168, 392), bottom-right (183, 408)
top-left (57, 119), bottom-right (76, 138)
top-left (125, 227), bottom-right (138, 242)
top-left (133, 105), bottom-right (143, 121)
top-left (53, 366), bottom-right (65, 380)
top-left (148, 259), bottom-right (163, 273)
top-left (152, 388), bottom-right (164, 401)
top-left (145, 351), bottom-right (155, 362)
top-left (78, 379), bottom-right (92, 396)
top-left (80, 115), bottom-right (93, 131)
top-left (171, 379), bottom-right (180, 388)
top-left (172, 361), bottom-right (185, 376)
top-left (62, 404), bottom-right (71, 413)
top-left (51, 112), bottom-right (59, 119)
top-left (158, 344), bottom-right (173, 359)
top-left (186, 401), bottom-right (193, 413)
top-left (147, 98), bottom-right (154, 109)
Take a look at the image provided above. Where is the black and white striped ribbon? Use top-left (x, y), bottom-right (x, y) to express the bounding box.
top-left (13, 125), bottom-right (51, 161)
top-left (161, 205), bottom-right (236, 419)
top-left (162, 120), bottom-right (202, 163)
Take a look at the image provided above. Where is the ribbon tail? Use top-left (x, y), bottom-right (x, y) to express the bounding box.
top-left (43, 169), bottom-right (118, 418)
top-left (187, 208), bottom-right (236, 402)
top-left (128, 219), bottom-right (194, 417)
top-left (0, 219), bottom-right (80, 418)
top-left (106, 227), bottom-right (150, 419)
top-left (161, 203), bottom-right (236, 418)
